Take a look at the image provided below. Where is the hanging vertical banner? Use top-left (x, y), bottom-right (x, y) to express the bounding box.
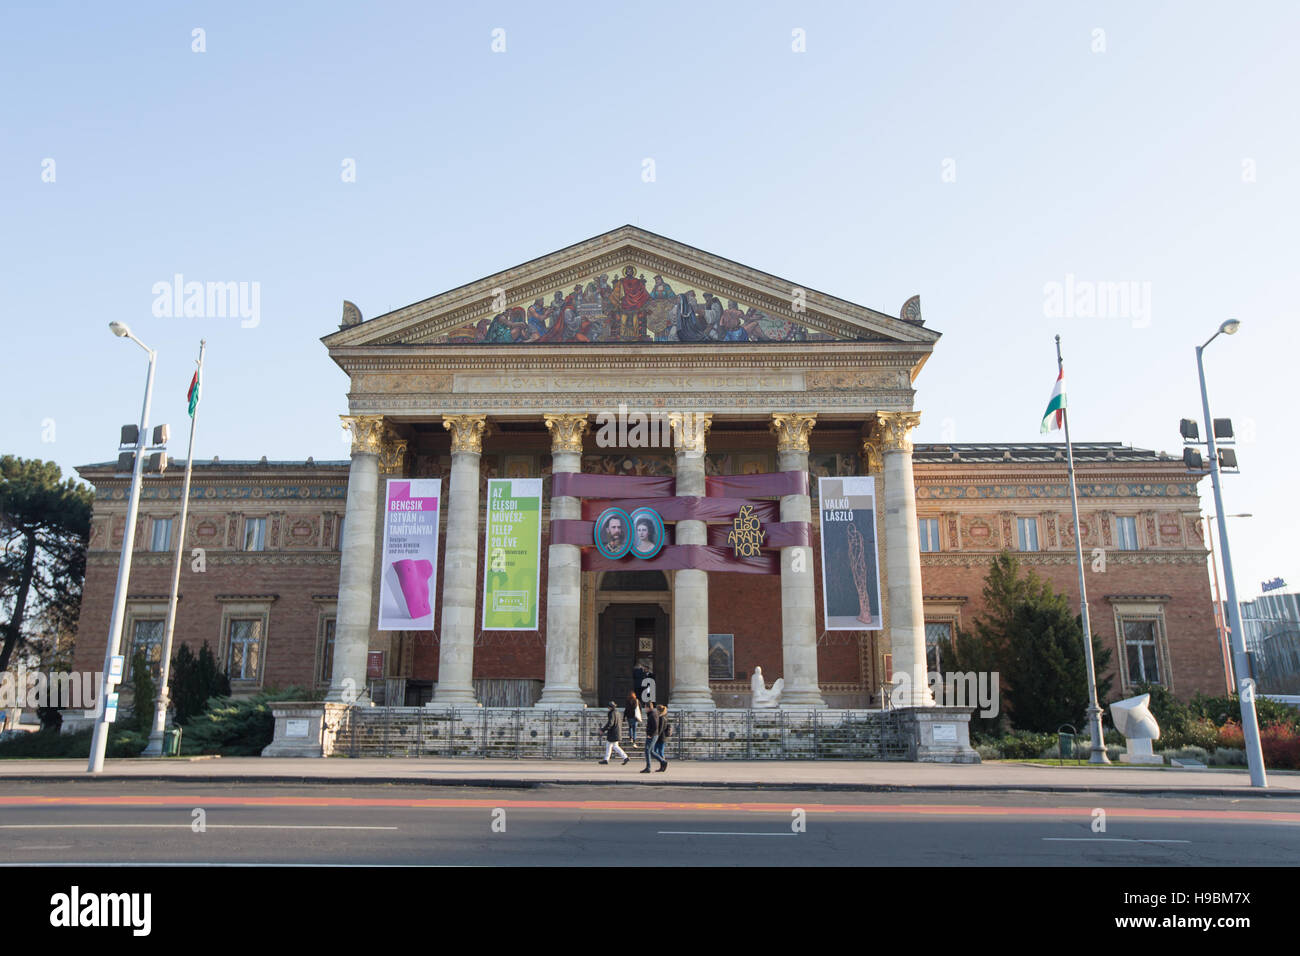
top-left (819, 476), bottom-right (883, 630)
top-left (378, 479), bottom-right (441, 631)
top-left (482, 478), bottom-right (543, 631)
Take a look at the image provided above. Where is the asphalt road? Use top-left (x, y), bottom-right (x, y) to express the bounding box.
top-left (2, 781), bottom-right (1297, 866)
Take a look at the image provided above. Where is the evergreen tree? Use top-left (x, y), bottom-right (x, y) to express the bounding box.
top-left (939, 551), bottom-right (1113, 734)
top-left (169, 641), bottom-right (230, 725)
top-left (129, 650), bottom-right (156, 733)
top-left (0, 456), bottom-right (93, 672)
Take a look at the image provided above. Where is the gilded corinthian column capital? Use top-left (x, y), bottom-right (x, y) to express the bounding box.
top-left (543, 414), bottom-right (589, 453)
top-left (340, 414), bottom-right (385, 456)
top-left (668, 412), bottom-right (712, 454)
top-left (770, 412), bottom-right (817, 453)
top-left (378, 427), bottom-right (409, 476)
top-left (442, 415), bottom-right (489, 454)
top-left (875, 411), bottom-right (922, 454)
top-left (860, 432), bottom-right (883, 475)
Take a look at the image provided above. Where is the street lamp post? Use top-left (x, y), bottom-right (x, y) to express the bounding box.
top-left (1197, 319), bottom-right (1267, 788)
top-left (88, 322), bottom-right (156, 775)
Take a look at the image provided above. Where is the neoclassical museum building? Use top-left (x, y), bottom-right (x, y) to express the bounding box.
top-left (71, 228), bottom-right (1226, 749)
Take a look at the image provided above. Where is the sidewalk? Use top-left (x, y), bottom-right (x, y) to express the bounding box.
top-left (1, 757), bottom-right (1297, 796)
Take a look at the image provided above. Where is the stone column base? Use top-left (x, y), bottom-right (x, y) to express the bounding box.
top-left (262, 702), bottom-right (352, 758)
top-left (896, 706), bottom-right (981, 763)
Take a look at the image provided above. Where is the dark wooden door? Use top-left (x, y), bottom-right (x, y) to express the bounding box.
top-left (598, 604), bottom-right (668, 706)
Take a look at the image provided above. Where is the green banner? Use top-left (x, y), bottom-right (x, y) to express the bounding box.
top-left (481, 478), bottom-right (542, 631)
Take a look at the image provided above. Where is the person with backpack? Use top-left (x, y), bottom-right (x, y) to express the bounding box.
top-left (598, 700), bottom-right (630, 765)
top-left (623, 692), bottom-right (643, 744)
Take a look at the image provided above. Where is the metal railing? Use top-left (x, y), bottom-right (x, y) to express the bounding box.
top-left (336, 707), bottom-right (907, 760)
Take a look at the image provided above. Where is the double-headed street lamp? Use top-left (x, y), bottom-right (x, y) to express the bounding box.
top-left (88, 322), bottom-right (158, 774)
top-left (1195, 319), bottom-right (1267, 788)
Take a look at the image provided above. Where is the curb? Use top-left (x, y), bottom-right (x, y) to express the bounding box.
top-left (1, 773), bottom-right (1297, 799)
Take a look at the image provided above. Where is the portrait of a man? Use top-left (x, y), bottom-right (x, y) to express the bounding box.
top-left (594, 507), bottom-right (632, 559)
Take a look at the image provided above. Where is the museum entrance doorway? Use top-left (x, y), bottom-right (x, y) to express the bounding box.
top-left (596, 569), bottom-right (670, 707)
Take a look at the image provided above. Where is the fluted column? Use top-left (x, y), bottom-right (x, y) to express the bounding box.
top-left (537, 414), bottom-right (589, 709)
top-left (329, 415), bottom-right (385, 702)
top-left (877, 411), bottom-right (934, 707)
top-left (667, 412), bottom-right (714, 709)
top-left (771, 412), bottom-right (826, 708)
top-left (430, 415), bottom-right (488, 707)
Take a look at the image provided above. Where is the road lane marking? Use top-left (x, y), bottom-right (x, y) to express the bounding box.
top-left (0, 824), bottom-right (397, 830)
top-left (658, 831), bottom-right (797, 836)
top-left (1, 796), bottom-right (1296, 823)
top-left (1042, 837), bottom-right (1191, 843)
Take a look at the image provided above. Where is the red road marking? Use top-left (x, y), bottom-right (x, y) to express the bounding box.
top-left (0, 795), bottom-right (1297, 823)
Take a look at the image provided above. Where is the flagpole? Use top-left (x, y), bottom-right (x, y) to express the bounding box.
top-left (143, 340), bottom-right (205, 757)
top-left (1056, 335), bottom-right (1110, 764)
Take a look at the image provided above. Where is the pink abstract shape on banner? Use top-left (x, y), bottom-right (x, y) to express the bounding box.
top-left (392, 559), bottom-right (434, 618)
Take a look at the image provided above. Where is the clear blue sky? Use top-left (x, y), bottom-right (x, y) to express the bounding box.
top-left (2, 0), bottom-right (1295, 598)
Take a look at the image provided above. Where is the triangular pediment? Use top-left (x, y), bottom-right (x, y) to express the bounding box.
top-left (323, 226), bottom-right (939, 348)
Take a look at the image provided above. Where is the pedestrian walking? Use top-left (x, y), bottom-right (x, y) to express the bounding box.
top-left (624, 692), bottom-right (642, 744)
top-left (652, 704), bottom-right (670, 771)
top-left (640, 698), bottom-right (665, 773)
top-left (598, 701), bottom-right (630, 765)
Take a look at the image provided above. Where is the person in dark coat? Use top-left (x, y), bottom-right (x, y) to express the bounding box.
top-left (652, 704), bottom-right (670, 771)
top-left (641, 700), bottom-right (666, 773)
top-left (632, 663), bottom-right (648, 701)
top-left (598, 701), bottom-right (629, 765)
top-left (623, 692), bottom-right (642, 744)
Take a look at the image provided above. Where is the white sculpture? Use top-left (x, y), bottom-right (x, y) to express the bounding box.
top-left (751, 667), bottom-right (784, 708)
top-left (1109, 693), bottom-right (1163, 765)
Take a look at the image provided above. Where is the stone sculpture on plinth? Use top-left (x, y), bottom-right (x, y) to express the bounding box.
top-left (1109, 693), bottom-right (1163, 765)
top-left (751, 666), bottom-right (784, 708)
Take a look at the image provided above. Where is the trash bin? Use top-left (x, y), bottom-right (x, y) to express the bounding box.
top-left (1058, 732), bottom-right (1074, 759)
top-left (163, 727), bottom-right (183, 757)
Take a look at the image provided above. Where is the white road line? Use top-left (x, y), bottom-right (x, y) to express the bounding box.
top-left (0, 824), bottom-right (397, 831)
top-left (658, 831), bottom-right (797, 836)
top-left (1041, 838), bottom-right (1191, 844)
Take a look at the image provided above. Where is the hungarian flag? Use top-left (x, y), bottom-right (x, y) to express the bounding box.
top-left (1040, 368), bottom-right (1066, 433)
top-left (187, 370), bottom-right (200, 418)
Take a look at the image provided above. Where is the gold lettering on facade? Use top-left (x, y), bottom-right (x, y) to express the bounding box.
top-left (728, 505), bottom-right (767, 558)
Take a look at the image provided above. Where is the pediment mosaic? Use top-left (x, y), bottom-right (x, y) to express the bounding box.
top-left (435, 265), bottom-right (843, 345)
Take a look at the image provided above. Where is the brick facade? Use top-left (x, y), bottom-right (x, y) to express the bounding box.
top-left (73, 442), bottom-right (1223, 708)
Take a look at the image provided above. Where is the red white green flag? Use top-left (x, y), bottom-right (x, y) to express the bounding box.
top-left (1040, 368), bottom-right (1065, 433)
top-left (187, 370), bottom-right (200, 418)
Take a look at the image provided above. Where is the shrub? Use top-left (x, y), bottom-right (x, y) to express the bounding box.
top-left (170, 641), bottom-right (231, 726)
top-left (1217, 720), bottom-right (1300, 770)
top-left (179, 687), bottom-right (304, 756)
top-left (1161, 717), bottom-right (1220, 752)
top-left (1190, 693), bottom-right (1300, 731)
top-left (1211, 747), bottom-right (1246, 767)
top-left (130, 650), bottom-right (156, 734)
top-left (1162, 746), bottom-right (1210, 763)
top-left (0, 726), bottom-right (146, 759)
top-left (995, 730), bottom-right (1058, 760)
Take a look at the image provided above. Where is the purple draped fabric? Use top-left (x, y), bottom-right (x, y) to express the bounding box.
top-left (581, 544), bottom-right (779, 575)
top-left (704, 470), bottom-right (808, 498)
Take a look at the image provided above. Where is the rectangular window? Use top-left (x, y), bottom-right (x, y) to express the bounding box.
top-left (243, 517), bottom-right (266, 552)
top-left (918, 518), bottom-right (941, 552)
top-left (150, 517), bottom-right (172, 552)
top-left (1116, 516), bottom-right (1139, 551)
top-left (1017, 517), bottom-right (1039, 552)
top-left (1123, 619), bottom-right (1162, 685)
top-left (227, 619), bottom-right (263, 681)
top-left (129, 619), bottom-right (165, 681)
top-left (924, 621), bottom-right (952, 675)
top-left (320, 618), bottom-right (336, 684)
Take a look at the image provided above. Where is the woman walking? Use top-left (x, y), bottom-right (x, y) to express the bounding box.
top-left (598, 701), bottom-right (630, 765)
top-left (640, 700), bottom-right (665, 774)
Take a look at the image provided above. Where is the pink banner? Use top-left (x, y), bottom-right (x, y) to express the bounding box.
top-left (705, 471), bottom-right (808, 498)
